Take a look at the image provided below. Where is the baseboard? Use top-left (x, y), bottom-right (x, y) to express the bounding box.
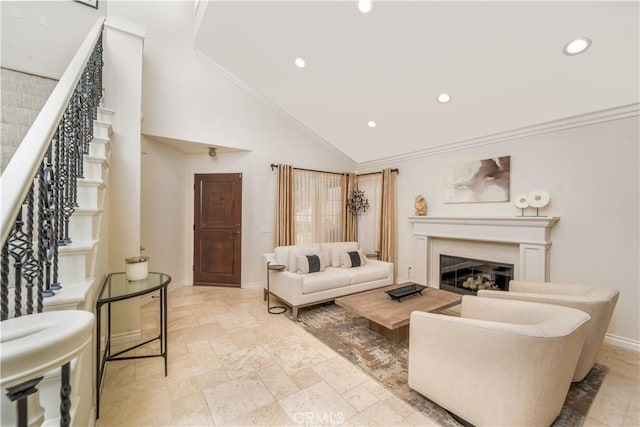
top-left (242, 281), bottom-right (264, 290)
top-left (604, 333), bottom-right (640, 352)
top-left (111, 329), bottom-right (141, 346)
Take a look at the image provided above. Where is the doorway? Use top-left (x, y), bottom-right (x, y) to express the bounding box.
top-left (193, 173), bottom-right (242, 286)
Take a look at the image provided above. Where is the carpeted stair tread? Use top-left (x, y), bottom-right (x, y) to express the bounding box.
top-left (1, 68), bottom-right (58, 97)
top-left (2, 105), bottom-right (41, 127)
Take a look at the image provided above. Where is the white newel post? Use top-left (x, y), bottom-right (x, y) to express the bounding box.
top-left (409, 216), bottom-right (560, 287)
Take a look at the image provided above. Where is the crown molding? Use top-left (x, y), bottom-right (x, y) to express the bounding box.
top-left (357, 102), bottom-right (640, 171)
top-left (194, 50), bottom-right (357, 169)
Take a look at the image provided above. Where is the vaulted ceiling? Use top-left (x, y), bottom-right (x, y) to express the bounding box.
top-left (194, 1), bottom-right (639, 164)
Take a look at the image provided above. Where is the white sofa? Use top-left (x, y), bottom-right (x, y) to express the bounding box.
top-left (263, 242), bottom-right (393, 319)
top-left (408, 296), bottom-right (591, 427)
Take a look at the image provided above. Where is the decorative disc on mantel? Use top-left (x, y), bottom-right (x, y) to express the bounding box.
top-left (527, 189), bottom-right (551, 208)
top-left (514, 193), bottom-right (530, 209)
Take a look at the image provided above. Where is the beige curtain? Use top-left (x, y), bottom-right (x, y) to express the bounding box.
top-left (342, 173), bottom-right (357, 242)
top-left (379, 168), bottom-right (397, 275)
top-left (275, 164), bottom-right (294, 246)
top-left (356, 173), bottom-right (382, 256)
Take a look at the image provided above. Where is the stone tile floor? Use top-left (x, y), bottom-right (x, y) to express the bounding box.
top-left (96, 285), bottom-right (639, 426)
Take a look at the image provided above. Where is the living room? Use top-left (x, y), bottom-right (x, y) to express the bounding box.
top-left (127, 0), bottom-right (638, 350)
top-left (1, 1), bottom-right (638, 426)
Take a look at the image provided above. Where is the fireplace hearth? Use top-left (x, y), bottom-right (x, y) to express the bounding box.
top-left (440, 254), bottom-right (513, 296)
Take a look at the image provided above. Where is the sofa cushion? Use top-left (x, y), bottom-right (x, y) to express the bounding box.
top-left (301, 268), bottom-right (351, 294)
top-left (343, 263), bottom-right (390, 284)
top-left (339, 250), bottom-right (366, 268)
top-left (322, 242), bottom-right (359, 267)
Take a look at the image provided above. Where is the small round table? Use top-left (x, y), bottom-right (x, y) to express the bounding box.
top-left (266, 263), bottom-right (287, 314)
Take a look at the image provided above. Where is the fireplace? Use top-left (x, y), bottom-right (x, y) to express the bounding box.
top-left (409, 216), bottom-right (560, 287)
top-left (440, 254), bottom-right (513, 296)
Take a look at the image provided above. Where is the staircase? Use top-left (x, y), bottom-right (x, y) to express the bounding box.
top-left (0, 104), bottom-right (113, 427)
top-left (0, 68), bottom-right (57, 174)
top-left (1, 17), bottom-right (111, 426)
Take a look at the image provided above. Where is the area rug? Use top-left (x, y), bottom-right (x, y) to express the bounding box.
top-left (291, 303), bottom-right (608, 427)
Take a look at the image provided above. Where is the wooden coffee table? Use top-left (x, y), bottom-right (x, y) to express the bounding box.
top-left (335, 284), bottom-right (462, 343)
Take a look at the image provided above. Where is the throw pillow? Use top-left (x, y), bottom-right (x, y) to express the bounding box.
top-left (329, 242), bottom-right (359, 267)
top-left (296, 254), bottom-right (323, 274)
top-left (339, 250), bottom-right (366, 268)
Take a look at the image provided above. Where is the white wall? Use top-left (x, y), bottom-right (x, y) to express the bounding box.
top-left (141, 136), bottom-right (188, 285)
top-left (369, 116), bottom-right (639, 346)
top-left (109, 0), bottom-right (350, 160)
top-left (1, 0), bottom-right (104, 79)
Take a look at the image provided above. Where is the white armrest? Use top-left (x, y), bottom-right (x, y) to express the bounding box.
top-left (408, 299), bottom-right (589, 426)
top-left (267, 270), bottom-right (303, 305)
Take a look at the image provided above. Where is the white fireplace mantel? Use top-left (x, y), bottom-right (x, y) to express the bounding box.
top-left (409, 216), bottom-right (560, 286)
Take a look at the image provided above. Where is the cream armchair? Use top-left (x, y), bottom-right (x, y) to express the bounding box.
top-left (408, 296), bottom-right (590, 427)
top-left (478, 280), bottom-right (619, 381)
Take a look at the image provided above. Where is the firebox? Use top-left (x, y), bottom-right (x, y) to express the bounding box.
top-left (440, 254), bottom-right (513, 296)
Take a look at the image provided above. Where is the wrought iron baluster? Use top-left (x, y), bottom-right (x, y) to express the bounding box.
top-left (95, 34), bottom-right (104, 103)
top-left (5, 376), bottom-right (44, 427)
top-left (56, 120), bottom-right (67, 246)
top-left (61, 105), bottom-right (75, 244)
top-left (1, 242), bottom-right (9, 320)
top-left (51, 122), bottom-right (64, 292)
top-left (21, 186), bottom-right (39, 314)
top-left (37, 158), bottom-right (50, 308)
top-left (8, 206), bottom-right (30, 317)
top-left (60, 363), bottom-right (71, 427)
top-left (82, 67), bottom-right (92, 156)
top-left (43, 139), bottom-right (57, 298)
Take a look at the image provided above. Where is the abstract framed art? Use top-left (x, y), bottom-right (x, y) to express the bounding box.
top-left (443, 156), bottom-right (510, 203)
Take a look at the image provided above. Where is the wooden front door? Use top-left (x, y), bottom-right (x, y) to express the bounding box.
top-left (193, 173), bottom-right (242, 286)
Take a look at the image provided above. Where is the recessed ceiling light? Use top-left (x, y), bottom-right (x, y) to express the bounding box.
top-left (294, 57), bottom-right (306, 68)
top-left (563, 38), bottom-right (592, 56)
top-left (358, 0), bottom-right (372, 14)
top-left (367, 121), bottom-right (377, 128)
top-left (437, 93), bottom-right (451, 104)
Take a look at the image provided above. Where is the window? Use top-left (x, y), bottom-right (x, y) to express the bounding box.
top-left (294, 170), bottom-right (343, 244)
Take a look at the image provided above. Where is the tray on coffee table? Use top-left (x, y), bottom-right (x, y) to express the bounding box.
top-left (385, 283), bottom-right (426, 301)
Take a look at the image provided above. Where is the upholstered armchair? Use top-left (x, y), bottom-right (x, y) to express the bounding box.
top-left (408, 296), bottom-right (590, 427)
top-left (478, 280), bottom-right (619, 381)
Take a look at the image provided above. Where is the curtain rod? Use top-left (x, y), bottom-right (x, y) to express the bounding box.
top-left (270, 164), bottom-right (345, 176)
top-left (357, 168), bottom-right (399, 177)
top-left (270, 164), bottom-right (399, 176)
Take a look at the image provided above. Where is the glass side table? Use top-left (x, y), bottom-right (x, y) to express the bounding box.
top-left (95, 272), bottom-right (171, 418)
top-left (266, 262), bottom-right (287, 314)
